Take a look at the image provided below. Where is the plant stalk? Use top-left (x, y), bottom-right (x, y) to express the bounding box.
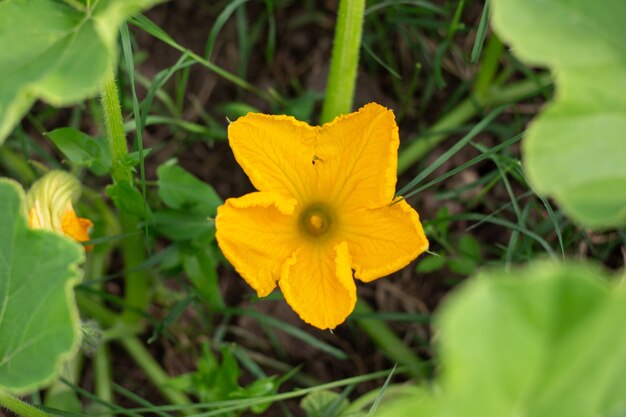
top-left (100, 66), bottom-right (149, 323)
top-left (320, 0), bottom-right (366, 123)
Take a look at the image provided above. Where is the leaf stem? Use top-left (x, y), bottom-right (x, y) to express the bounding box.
top-left (320, 0), bottom-right (366, 123)
top-left (0, 391), bottom-right (52, 417)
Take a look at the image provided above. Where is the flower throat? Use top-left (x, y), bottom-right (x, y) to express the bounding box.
top-left (299, 205), bottom-right (333, 238)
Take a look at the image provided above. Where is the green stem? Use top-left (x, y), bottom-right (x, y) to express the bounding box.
top-left (353, 300), bottom-right (428, 380)
top-left (0, 392), bottom-right (52, 417)
top-left (119, 338), bottom-right (193, 415)
top-left (101, 66), bottom-right (131, 184)
top-left (397, 73), bottom-right (552, 174)
top-left (320, 0), bottom-right (366, 123)
top-left (94, 343), bottom-right (114, 417)
top-left (473, 34), bottom-right (504, 97)
top-left (100, 66), bottom-right (149, 323)
top-left (119, 212), bottom-right (149, 323)
top-left (0, 147), bottom-right (36, 184)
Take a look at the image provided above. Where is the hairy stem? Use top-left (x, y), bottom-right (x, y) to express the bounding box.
top-left (0, 392), bottom-right (51, 417)
top-left (101, 67), bottom-right (131, 184)
top-left (100, 66), bottom-right (149, 323)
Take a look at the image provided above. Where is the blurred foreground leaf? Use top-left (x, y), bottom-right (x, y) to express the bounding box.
top-left (0, 0), bottom-right (163, 144)
top-left (378, 261), bottom-right (626, 417)
top-left (0, 179), bottom-right (83, 393)
top-left (491, 0), bottom-right (626, 228)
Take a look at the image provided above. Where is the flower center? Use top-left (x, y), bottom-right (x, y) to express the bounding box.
top-left (299, 204), bottom-right (334, 238)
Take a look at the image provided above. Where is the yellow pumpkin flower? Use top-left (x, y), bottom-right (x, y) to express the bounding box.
top-left (26, 170), bottom-right (93, 249)
top-left (216, 103), bottom-right (429, 329)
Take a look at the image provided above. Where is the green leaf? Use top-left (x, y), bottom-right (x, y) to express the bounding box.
top-left (458, 235), bottom-right (481, 260)
top-left (0, 179), bottom-right (84, 393)
top-left (220, 102), bottom-right (261, 121)
top-left (440, 262), bottom-right (626, 416)
top-left (182, 248), bottom-right (224, 308)
top-left (300, 390), bottom-right (350, 417)
top-left (123, 148), bottom-right (153, 170)
top-left (377, 261), bottom-right (626, 417)
top-left (106, 180), bottom-right (149, 218)
top-left (447, 257), bottom-right (477, 276)
top-left (415, 254), bottom-right (447, 273)
top-left (153, 209), bottom-right (215, 241)
top-left (0, 0), bottom-right (163, 144)
top-left (217, 346), bottom-right (240, 393)
top-left (490, 0), bottom-right (626, 229)
top-left (231, 377), bottom-right (279, 413)
top-left (157, 160), bottom-right (222, 217)
top-left (47, 127), bottom-right (111, 175)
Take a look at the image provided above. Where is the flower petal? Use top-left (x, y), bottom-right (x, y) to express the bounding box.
top-left (279, 241), bottom-right (356, 330)
top-left (228, 113), bottom-right (316, 200)
top-left (315, 103), bottom-right (399, 210)
top-left (61, 207), bottom-right (93, 249)
top-left (341, 199), bottom-right (429, 282)
top-left (216, 192), bottom-right (299, 297)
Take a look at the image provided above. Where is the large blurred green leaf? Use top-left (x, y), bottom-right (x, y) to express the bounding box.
top-left (0, 0), bottom-right (163, 144)
top-left (0, 179), bottom-right (84, 394)
top-left (378, 261), bottom-right (626, 417)
top-left (490, 0), bottom-right (626, 229)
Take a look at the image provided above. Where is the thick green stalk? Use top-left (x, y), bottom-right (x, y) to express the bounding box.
top-left (320, 0), bottom-right (366, 123)
top-left (397, 73), bottom-right (552, 174)
top-left (0, 392), bottom-right (52, 417)
top-left (118, 213), bottom-right (149, 323)
top-left (100, 66), bottom-right (149, 323)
